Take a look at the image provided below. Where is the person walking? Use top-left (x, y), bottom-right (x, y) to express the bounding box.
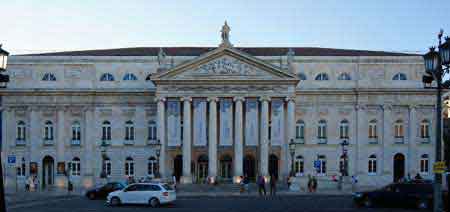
top-left (311, 176), bottom-right (318, 193)
top-left (269, 174), bottom-right (277, 196)
top-left (307, 175), bottom-right (313, 193)
top-left (243, 175), bottom-right (250, 194)
top-left (257, 175), bottom-right (266, 196)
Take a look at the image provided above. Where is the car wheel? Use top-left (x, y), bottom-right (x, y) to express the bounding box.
top-left (110, 197), bottom-right (121, 207)
top-left (88, 193), bottom-right (95, 200)
top-left (363, 197), bottom-right (372, 208)
top-left (416, 199), bottom-right (428, 210)
top-left (149, 198), bottom-right (160, 208)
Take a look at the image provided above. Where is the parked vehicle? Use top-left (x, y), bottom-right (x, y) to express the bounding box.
top-left (107, 183), bottom-right (176, 207)
top-left (85, 182), bottom-right (126, 200)
top-left (353, 181), bottom-right (446, 210)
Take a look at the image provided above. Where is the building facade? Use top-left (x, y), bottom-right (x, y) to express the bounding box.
top-left (1, 26), bottom-right (439, 191)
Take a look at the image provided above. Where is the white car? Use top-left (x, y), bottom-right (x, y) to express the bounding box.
top-left (107, 183), bottom-right (176, 207)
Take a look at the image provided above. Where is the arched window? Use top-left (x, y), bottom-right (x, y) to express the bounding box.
top-left (148, 121), bottom-right (157, 141)
top-left (420, 119), bottom-right (430, 138)
top-left (71, 121), bottom-right (81, 141)
top-left (339, 120), bottom-right (349, 139)
top-left (71, 157), bottom-right (81, 176)
top-left (294, 155), bottom-right (304, 175)
top-left (17, 121), bottom-right (26, 141)
top-left (392, 73), bottom-right (407, 81)
top-left (100, 73), bottom-right (115, 81)
top-left (315, 73), bottom-right (329, 81)
top-left (297, 73), bottom-right (307, 80)
top-left (102, 121), bottom-right (111, 141)
top-left (148, 157), bottom-right (157, 176)
top-left (295, 120), bottom-right (305, 139)
top-left (44, 121), bottom-right (54, 140)
top-left (16, 158), bottom-right (26, 177)
top-left (317, 155), bottom-right (327, 175)
top-left (123, 73), bottom-right (138, 81)
top-left (125, 121), bottom-right (135, 140)
top-left (368, 154), bottom-right (377, 175)
top-left (394, 119), bottom-right (404, 138)
top-left (102, 157), bottom-right (111, 177)
top-left (42, 73), bottom-right (56, 81)
top-left (419, 154), bottom-right (429, 175)
top-left (368, 119), bottom-right (377, 138)
top-left (338, 73), bottom-right (351, 80)
top-left (125, 157), bottom-right (134, 176)
top-left (318, 120), bottom-right (327, 139)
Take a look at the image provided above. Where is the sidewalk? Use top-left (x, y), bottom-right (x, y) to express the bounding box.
top-left (5, 189), bottom-right (82, 206)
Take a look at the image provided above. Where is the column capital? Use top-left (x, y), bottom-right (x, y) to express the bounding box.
top-left (382, 104), bottom-right (392, 111)
top-left (207, 97), bottom-right (219, 102)
top-left (285, 96), bottom-right (295, 103)
top-left (355, 104), bottom-right (366, 111)
top-left (155, 96), bottom-right (166, 103)
top-left (181, 96), bottom-right (192, 102)
top-left (259, 96), bottom-right (271, 102)
top-left (233, 96), bottom-right (245, 102)
top-left (409, 104), bottom-right (418, 110)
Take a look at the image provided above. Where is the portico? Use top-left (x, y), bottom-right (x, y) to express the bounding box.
top-left (151, 45), bottom-right (299, 183)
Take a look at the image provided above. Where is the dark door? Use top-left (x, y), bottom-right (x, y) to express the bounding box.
top-left (42, 156), bottom-right (54, 189)
top-left (269, 154), bottom-right (279, 179)
top-left (173, 155), bottom-right (182, 182)
top-left (243, 155), bottom-right (256, 181)
top-left (393, 153), bottom-right (405, 182)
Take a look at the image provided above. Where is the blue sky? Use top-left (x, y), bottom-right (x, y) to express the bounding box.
top-left (3, 0), bottom-right (450, 54)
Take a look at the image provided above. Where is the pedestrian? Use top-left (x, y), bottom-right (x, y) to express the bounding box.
top-left (243, 175), bottom-right (250, 194)
top-left (414, 173), bottom-right (423, 180)
top-left (33, 176), bottom-right (38, 191)
top-left (406, 173), bottom-right (412, 182)
top-left (287, 175), bottom-right (292, 190)
top-left (257, 175), bottom-right (266, 196)
top-left (172, 174), bottom-right (177, 190)
top-left (307, 175), bottom-right (313, 192)
top-left (270, 174), bottom-right (276, 196)
top-left (351, 175), bottom-right (358, 192)
top-left (311, 176), bottom-right (318, 193)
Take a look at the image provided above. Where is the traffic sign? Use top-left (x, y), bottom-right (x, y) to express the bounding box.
top-left (433, 161), bottom-right (446, 174)
top-left (7, 155), bottom-right (16, 164)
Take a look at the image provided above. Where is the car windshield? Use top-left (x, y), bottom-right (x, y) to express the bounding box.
top-left (161, 184), bottom-right (174, 191)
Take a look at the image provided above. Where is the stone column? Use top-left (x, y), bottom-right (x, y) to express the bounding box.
top-left (382, 104), bottom-right (392, 179)
top-left (408, 105), bottom-right (417, 175)
top-left (283, 97), bottom-right (295, 177)
top-left (355, 105), bottom-right (366, 176)
top-left (233, 97), bottom-right (244, 181)
top-left (181, 97), bottom-right (192, 183)
top-left (29, 107), bottom-right (40, 165)
top-left (156, 97), bottom-right (167, 178)
top-left (83, 107), bottom-right (95, 186)
top-left (55, 108), bottom-right (66, 189)
top-left (259, 97), bottom-right (270, 177)
top-left (208, 97), bottom-right (218, 181)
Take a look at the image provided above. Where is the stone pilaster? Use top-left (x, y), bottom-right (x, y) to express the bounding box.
top-left (382, 104), bottom-right (392, 176)
top-left (233, 97), bottom-right (244, 180)
top-left (283, 97), bottom-right (295, 177)
top-left (181, 97), bottom-right (192, 183)
top-left (83, 107), bottom-right (95, 187)
top-left (55, 107), bottom-right (66, 189)
top-left (156, 97), bottom-right (167, 178)
top-left (408, 105), bottom-right (417, 175)
top-left (207, 97), bottom-right (218, 181)
top-left (259, 96), bottom-right (270, 177)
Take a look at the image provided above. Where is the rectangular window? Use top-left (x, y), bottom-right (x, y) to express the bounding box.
top-left (368, 160), bottom-right (377, 175)
top-left (420, 159), bottom-right (429, 174)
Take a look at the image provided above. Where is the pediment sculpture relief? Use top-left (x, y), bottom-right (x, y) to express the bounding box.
top-left (195, 56), bottom-right (259, 76)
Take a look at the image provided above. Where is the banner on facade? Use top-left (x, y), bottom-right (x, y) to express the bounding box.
top-left (167, 100), bottom-right (181, 146)
top-left (271, 99), bottom-right (284, 146)
top-left (245, 99), bottom-right (258, 146)
top-left (193, 99), bottom-right (207, 146)
top-left (220, 99), bottom-right (233, 146)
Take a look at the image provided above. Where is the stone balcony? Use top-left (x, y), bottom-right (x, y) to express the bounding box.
top-left (417, 137), bottom-right (431, 144)
top-left (394, 137), bottom-right (405, 144)
top-left (124, 140), bottom-right (134, 145)
top-left (317, 138), bottom-right (327, 144)
top-left (43, 139), bottom-right (54, 146)
top-left (71, 139), bottom-right (81, 146)
top-left (295, 138), bottom-right (305, 144)
top-left (368, 137), bottom-right (378, 144)
top-left (15, 140), bottom-right (26, 146)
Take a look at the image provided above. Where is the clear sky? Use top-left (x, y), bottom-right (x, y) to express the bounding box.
top-left (3, 0), bottom-right (450, 55)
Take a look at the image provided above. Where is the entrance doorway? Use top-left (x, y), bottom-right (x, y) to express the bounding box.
top-left (243, 155), bottom-right (256, 181)
top-left (269, 154), bottom-right (279, 180)
top-left (196, 155), bottom-right (208, 183)
top-left (219, 155), bottom-right (233, 180)
top-left (42, 155), bottom-right (54, 189)
top-left (173, 155), bottom-right (182, 182)
top-left (393, 153), bottom-right (405, 182)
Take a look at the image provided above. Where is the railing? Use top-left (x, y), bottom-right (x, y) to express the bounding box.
top-left (15, 139), bottom-right (26, 146)
top-left (71, 139), bottom-right (81, 146)
top-left (368, 137), bottom-right (378, 144)
top-left (43, 139), bottom-right (54, 146)
top-left (124, 140), bottom-right (134, 145)
top-left (317, 138), bottom-right (327, 144)
top-left (295, 138), bottom-right (305, 144)
top-left (418, 137), bottom-right (431, 144)
top-left (394, 137), bottom-right (404, 144)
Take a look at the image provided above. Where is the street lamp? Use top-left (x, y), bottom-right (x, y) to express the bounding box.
top-left (422, 30), bottom-right (450, 212)
top-left (153, 139), bottom-right (161, 178)
top-left (338, 140), bottom-right (349, 190)
top-left (0, 44), bottom-right (9, 212)
top-left (288, 139), bottom-right (296, 176)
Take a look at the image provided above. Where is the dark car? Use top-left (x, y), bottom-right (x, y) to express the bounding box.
top-left (353, 181), bottom-right (436, 209)
top-left (85, 182), bottom-right (126, 200)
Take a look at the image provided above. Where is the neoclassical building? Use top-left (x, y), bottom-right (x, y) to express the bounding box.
top-left (1, 25), bottom-right (439, 191)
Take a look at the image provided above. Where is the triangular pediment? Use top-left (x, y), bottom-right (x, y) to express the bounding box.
top-left (151, 47), bottom-right (299, 84)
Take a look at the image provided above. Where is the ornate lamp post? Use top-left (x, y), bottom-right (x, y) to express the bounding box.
top-left (0, 44), bottom-right (9, 212)
top-left (154, 139), bottom-right (161, 178)
top-left (338, 139), bottom-right (349, 190)
top-left (422, 29), bottom-right (450, 212)
top-left (100, 140), bottom-right (108, 180)
top-left (288, 139), bottom-right (296, 177)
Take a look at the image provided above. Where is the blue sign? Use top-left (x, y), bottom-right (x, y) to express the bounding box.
top-left (7, 155), bottom-right (16, 164)
top-left (314, 160), bottom-right (321, 169)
